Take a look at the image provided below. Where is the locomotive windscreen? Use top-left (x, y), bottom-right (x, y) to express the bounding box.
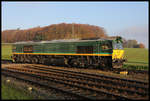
top-left (113, 42), bottom-right (123, 49)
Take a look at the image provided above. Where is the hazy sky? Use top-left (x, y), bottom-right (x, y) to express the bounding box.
top-left (2, 2), bottom-right (148, 48)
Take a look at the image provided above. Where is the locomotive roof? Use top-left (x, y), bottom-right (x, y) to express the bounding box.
top-left (13, 38), bottom-right (113, 44)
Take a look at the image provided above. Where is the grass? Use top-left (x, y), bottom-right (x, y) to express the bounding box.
top-left (2, 43), bottom-right (12, 60)
top-left (2, 81), bottom-right (34, 100)
top-left (124, 48), bottom-right (149, 66)
top-left (123, 64), bottom-right (148, 70)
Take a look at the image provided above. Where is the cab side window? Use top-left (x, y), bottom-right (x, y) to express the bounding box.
top-left (102, 45), bottom-right (109, 50)
top-left (24, 45), bottom-right (33, 53)
top-left (101, 42), bottom-right (112, 53)
top-left (101, 43), bottom-right (112, 50)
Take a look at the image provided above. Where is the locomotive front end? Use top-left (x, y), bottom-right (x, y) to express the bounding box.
top-left (112, 37), bottom-right (126, 68)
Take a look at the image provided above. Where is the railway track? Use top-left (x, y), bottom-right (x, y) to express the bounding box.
top-left (2, 64), bottom-right (149, 100)
top-left (23, 65), bottom-right (149, 86)
top-left (2, 69), bottom-right (88, 100)
top-left (1, 59), bottom-right (148, 75)
top-left (127, 69), bottom-right (149, 75)
top-left (2, 68), bottom-right (132, 100)
top-left (1, 59), bottom-right (13, 64)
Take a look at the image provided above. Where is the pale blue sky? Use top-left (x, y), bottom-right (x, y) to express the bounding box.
top-left (2, 2), bottom-right (149, 48)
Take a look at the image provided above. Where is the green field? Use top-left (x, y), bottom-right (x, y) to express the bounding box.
top-left (124, 48), bottom-right (148, 66)
top-left (1, 44), bottom-right (149, 66)
top-left (2, 44), bottom-right (12, 60)
top-left (2, 81), bottom-right (34, 100)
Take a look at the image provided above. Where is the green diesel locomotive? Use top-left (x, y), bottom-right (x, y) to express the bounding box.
top-left (12, 38), bottom-right (125, 69)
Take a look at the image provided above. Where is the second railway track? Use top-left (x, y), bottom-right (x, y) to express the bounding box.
top-left (23, 64), bottom-right (149, 86)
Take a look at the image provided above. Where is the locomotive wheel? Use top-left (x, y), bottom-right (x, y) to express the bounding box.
top-left (35, 58), bottom-right (39, 64)
top-left (99, 57), bottom-right (111, 69)
top-left (17, 56), bottom-right (22, 63)
top-left (31, 58), bottom-right (35, 64)
top-left (80, 63), bottom-right (86, 68)
top-left (31, 58), bottom-right (38, 64)
top-left (15, 57), bottom-right (20, 63)
top-left (112, 63), bottom-right (123, 68)
top-left (68, 58), bottom-right (79, 67)
top-left (78, 58), bottom-right (88, 68)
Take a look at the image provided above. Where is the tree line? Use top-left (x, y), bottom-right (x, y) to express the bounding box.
top-left (2, 23), bottom-right (145, 48)
top-left (2, 23), bottom-right (107, 43)
top-left (123, 39), bottom-right (145, 48)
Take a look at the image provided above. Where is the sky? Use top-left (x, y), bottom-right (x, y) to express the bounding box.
top-left (2, 1), bottom-right (149, 48)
